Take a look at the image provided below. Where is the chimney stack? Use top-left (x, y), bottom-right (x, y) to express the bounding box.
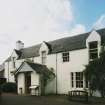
top-left (16, 40), bottom-right (24, 50)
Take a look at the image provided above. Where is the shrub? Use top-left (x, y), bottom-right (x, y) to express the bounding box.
top-left (0, 78), bottom-right (6, 85)
top-left (1, 82), bottom-right (17, 93)
top-left (0, 85), bottom-right (1, 94)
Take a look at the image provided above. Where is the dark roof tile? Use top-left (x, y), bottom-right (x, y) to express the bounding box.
top-left (20, 44), bottom-right (41, 59)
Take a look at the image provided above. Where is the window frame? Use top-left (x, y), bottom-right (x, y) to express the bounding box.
top-left (75, 72), bottom-right (83, 88)
top-left (71, 72), bottom-right (84, 88)
top-left (88, 41), bottom-right (98, 60)
top-left (71, 72), bottom-right (74, 88)
top-left (41, 51), bottom-right (47, 65)
top-left (62, 52), bottom-right (69, 62)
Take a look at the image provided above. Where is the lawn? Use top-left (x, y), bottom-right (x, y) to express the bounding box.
top-left (0, 94), bottom-right (105, 105)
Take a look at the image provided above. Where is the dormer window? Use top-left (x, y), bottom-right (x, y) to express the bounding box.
top-left (62, 52), bottom-right (69, 62)
top-left (89, 41), bottom-right (98, 60)
top-left (41, 51), bottom-right (47, 65)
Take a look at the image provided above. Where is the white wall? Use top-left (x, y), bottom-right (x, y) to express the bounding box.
top-left (4, 61), bottom-right (15, 82)
top-left (4, 59), bottom-right (24, 83)
top-left (34, 56), bottom-right (41, 64)
top-left (45, 54), bottom-right (57, 94)
top-left (41, 48), bottom-right (89, 94)
top-left (17, 73), bottom-right (25, 94)
top-left (56, 49), bottom-right (89, 94)
top-left (9, 61), bottom-right (15, 82)
top-left (31, 71), bottom-right (39, 86)
top-left (39, 42), bottom-right (57, 94)
top-left (6, 47), bottom-right (89, 95)
top-left (33, 30), bottom-right (102, 95)
top-left (4, 62), bottom-right (9, 82)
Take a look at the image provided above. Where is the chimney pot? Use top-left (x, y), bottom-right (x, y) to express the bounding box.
top-left (16, 40), bottom-right (24, 50)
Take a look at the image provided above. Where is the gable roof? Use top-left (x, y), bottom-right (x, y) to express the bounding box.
top-left (5, 28), bottom-right (105, 61)
top-left (15, 61), bottom-right (54, 78)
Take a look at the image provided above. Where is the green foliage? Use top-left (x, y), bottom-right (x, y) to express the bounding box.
top-left (0, 78), bottom-right (6, 85)
top-left (84, 46), bottom-right (105, 97)
top-left (1, 82), bottom-right (17, 93)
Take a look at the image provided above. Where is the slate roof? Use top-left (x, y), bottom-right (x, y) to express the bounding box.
top-left (5, 28), bottom-right (105, 61)
top-left (15, 61), bottom-right (54, 78)
top-left (20, 44), bottom-right (41, 58)
top-left (14, 49), bottom-right (22, 58)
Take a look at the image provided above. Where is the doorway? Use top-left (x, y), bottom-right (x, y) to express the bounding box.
top-left (25, 72), bottom-right (31, 94)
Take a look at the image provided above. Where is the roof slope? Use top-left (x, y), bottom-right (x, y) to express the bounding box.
top-left (48, 32), bottom-right (89, 53)
top-left (20, 44), bottom-right (41, 58)
top-left (15, 61), bottom-right (54, 78)
top-left (5, 28), bottom-right (105, 61)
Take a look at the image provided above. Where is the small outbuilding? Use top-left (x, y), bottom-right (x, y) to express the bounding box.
top-left (15, 61), bottom-right (54, 95)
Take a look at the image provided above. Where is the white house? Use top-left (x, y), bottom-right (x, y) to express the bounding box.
top-left (1, 28), bottom-right (105, 96)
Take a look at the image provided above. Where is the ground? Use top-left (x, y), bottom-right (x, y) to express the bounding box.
top-left (0, 94), bottom-right (105, 105)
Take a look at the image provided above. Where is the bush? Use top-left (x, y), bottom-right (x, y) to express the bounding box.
top-left (0, 78), bottom-right (6, 85)
top-left (0, 86), bottom-right (1, 94)
top-left (1, 82), bottom-right (17, 93)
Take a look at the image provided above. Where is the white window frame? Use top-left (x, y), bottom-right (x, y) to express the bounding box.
top-left (88, 41), bottom-right (98, 61)
top-left (75, 72), bottom-right (83, 88)
top-left (62, 52), bottom-right (69, 62)
top-left (71, 72), bottom-right (84, 88)
top-left (41, 51), bottom-right (47, 65)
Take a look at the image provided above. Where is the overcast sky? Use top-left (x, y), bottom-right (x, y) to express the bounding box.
top-left (0, 0), bottom-right (105, 64)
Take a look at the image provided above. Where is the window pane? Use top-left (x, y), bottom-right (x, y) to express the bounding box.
top-left (62, 52), bottom-right (69, 62)
top-left (76, 72), bottom-right (83, 88)
top-left (89, 41), bottom-right (98, 49)
top-left (89, 41), bottom-right (98, 60)
top-left (90, 52), bottom-right (98, 59)
top-left (71, 72), bottom-right (74, 88)
top-left (42, 51), bottom-right (46, 65)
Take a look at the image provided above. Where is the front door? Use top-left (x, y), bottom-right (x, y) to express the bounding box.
top-left (25, 72), bottom-right (31, 94)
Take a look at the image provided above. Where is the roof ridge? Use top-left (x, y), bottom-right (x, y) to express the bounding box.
top-left (19, 28), bottom-right (105, 50)
top-left (21, 43), bottom-right (41, 50)
top-left (48, 32), bottom-right (89, 44)
top-left (25, 61), bottom-right (45, 66)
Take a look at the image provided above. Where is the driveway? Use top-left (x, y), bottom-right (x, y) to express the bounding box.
top-left (0, 94), bottom-right (105, 105)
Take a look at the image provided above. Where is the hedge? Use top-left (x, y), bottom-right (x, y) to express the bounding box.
top-left (1, 82), bottom-right (17, 93)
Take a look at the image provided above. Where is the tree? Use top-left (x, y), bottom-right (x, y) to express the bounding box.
top-left (84, 46), bottom-right (105, 97)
